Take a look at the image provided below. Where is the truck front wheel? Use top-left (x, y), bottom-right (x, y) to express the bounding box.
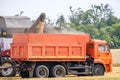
top-left (93, 64), bottom-right (104, 76)
top-left (1, 60), bottom-right (16, 77)
top-left (50, 65), bottom-right (66, 77)
top-left (35, 65), bottom-right (49, 78)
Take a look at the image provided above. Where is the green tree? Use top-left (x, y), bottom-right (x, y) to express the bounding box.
top-left (110, 23), bottom-right (120, 48)
top-left (69, 6), bottom-right (84, 27)
top-left (56, 15), bottom-right (65, 28)
top-left (83, 24), bottom-right (99, 39)
top-left (90, 4), bottom-right (113, 29)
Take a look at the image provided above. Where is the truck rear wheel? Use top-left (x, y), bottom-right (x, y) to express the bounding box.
top-left (1, 60), bottom-right (16, 77)
top-left (20, 70), bottom-right (29, 78)
top-left (93, 64), bottom-right (104, 76)
top-left (50, 65), bottom-right (66, 77)
top-left (35, 65), bottom-right (49, 78)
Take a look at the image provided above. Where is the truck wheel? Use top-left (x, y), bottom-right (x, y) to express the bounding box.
top-left (35, 65), bottom-right (49, 78)
top-left (1, 60), bottom-right (16, 77)
top-left (93, 65), bottom-right (104, 76)
top-left (50, 65), bottom-right (66, 77)
top-left (20, 70), bottom-right (29, 78)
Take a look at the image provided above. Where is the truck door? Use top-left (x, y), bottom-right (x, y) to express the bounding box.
top-left (97, 44), bottom-right (112, 65)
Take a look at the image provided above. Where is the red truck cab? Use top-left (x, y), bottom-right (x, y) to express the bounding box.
top-left (87, 40), bottom-right (112, 73)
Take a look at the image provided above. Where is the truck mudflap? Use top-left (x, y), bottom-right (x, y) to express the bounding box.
top-left (0, 60), bottom-right (17, 77)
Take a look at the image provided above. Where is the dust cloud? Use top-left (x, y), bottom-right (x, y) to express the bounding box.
top-left (44, 26), bottom-right (84, 34)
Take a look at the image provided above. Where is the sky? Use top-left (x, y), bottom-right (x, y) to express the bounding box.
top-left (0, 0), bottom-right (120, 21)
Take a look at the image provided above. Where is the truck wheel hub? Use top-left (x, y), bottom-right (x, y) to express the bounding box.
top-left (2, 63), bottom-right (13, 76)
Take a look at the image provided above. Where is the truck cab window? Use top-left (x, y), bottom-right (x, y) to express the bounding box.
top-left (99, 45), bottom-right (105, 51)
top-left (98, 44), bottom-right (109, 52)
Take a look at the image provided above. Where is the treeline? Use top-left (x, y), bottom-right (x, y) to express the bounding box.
top-left (47, 4), bottom-right (120, 49)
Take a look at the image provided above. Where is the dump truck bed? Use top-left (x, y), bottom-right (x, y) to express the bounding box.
top-left (11, 34), bottom-right (90, 61)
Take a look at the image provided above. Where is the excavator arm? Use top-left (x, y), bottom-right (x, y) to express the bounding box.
top-left (26, 13), bottom-right (46, 33)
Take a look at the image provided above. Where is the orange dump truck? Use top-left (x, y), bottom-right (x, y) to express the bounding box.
top-left (9, 33), bottom-right (112, 78)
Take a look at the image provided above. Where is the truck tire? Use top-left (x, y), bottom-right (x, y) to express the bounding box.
top-left (1, 60), bottom-right (16, 77)
top-left (35, 65), bottom-right (49, 78)
top-left (50, 65), bottom-right (66, 77)
top-left (20, 70), bottom-right (29, 78)
top-left (93, 64), bottom-right (104, 76)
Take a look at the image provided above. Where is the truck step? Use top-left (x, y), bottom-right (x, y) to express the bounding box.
top-left (68, 66), bottom-right (91, 70)
top-left (69, 70), bottom-right (92, 75)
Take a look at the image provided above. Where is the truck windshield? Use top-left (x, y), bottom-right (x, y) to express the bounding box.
top-left (98, 44), bottom-right (109, 52)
